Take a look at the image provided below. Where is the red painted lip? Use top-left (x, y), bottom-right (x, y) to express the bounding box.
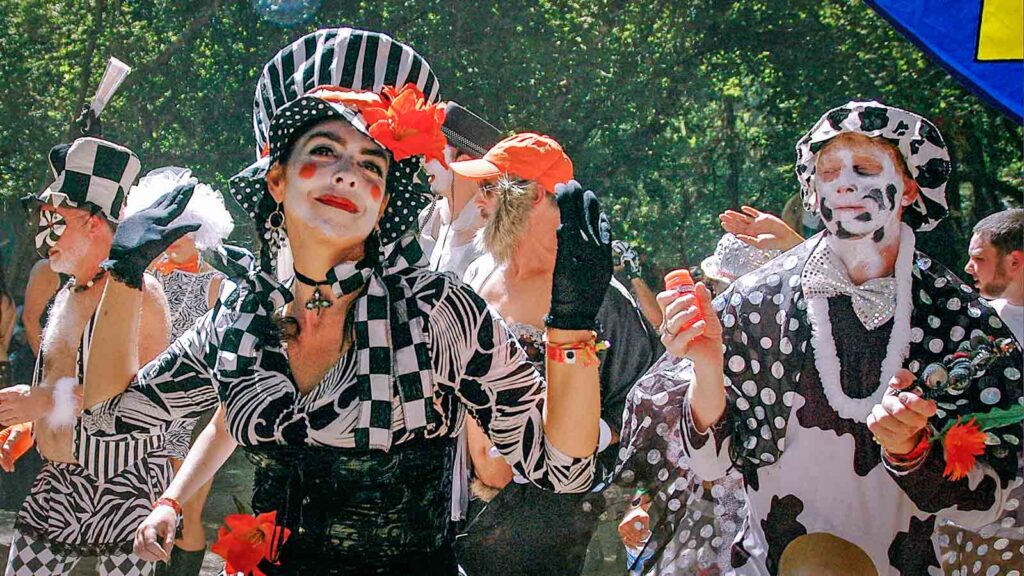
top-left (832, 204), bottom-right (866, 211)
top-left (316, 195), bottom-right (359, 213)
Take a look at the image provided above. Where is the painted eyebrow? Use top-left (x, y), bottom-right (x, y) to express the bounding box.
top-left (304, 131), bottom-right (387, 162)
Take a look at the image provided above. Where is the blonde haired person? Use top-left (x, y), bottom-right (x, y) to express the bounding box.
top-left (454, 134), bottom-right (661, 576)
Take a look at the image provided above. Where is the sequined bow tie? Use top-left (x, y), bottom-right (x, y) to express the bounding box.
top-left (802, 246), bottom-right (897, 330)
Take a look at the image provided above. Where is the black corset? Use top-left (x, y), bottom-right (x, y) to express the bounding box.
top-left (244, 438), bottom-right (456, 575)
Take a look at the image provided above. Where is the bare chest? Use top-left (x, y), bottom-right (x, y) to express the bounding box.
top-left (478, 274), bottom-right (551, 328)
top-left (283, 320), bottom-right (347, 395)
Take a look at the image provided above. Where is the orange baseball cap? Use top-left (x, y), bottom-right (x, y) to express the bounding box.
top-left (449, 132), bottom-right (573, 193)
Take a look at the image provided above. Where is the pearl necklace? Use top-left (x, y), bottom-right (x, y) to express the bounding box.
top-left (805, 224), bottom-right (915, 422)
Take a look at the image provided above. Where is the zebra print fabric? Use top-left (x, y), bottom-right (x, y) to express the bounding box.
top-left (83, 251), bottom-right (595, 495)
top-left (14, 457), bottom-right (172, 556)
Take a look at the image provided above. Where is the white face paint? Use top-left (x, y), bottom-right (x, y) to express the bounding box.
top-left (814, 138), bottom-right (908, 245)
top-left (423, 146), bottom-right (456, 196)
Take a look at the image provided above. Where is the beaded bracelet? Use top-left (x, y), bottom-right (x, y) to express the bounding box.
top-left (544, 332), bottom-right (610, 367)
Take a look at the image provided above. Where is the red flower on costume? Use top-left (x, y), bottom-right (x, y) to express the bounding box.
top-left (942, 418), bottom-right (987, 481)
top-left (361, 83), bottom-right (448, 166)
top-left (211, 511), bottom-right (289, 576)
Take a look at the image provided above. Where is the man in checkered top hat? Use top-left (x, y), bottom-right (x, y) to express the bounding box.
top-left (0, 137), bottom-right (178, 576)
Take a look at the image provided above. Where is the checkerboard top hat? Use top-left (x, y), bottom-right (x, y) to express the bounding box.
top-left (33, 137), bottom-right (141, 223)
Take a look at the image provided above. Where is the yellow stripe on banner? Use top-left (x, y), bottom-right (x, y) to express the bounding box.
top-left (977, 0), bottom-right (1024, 61)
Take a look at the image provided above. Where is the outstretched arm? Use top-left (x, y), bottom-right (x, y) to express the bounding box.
top-left (83, 183), bottom-right (200, 409)
top-left (720, 205), bottom-right (803, 252)
top-left (134, 405), bottom-right (237, 562)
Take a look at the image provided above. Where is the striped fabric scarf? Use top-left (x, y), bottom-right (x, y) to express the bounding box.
top-left (214, 234), bottom-right (440, 451)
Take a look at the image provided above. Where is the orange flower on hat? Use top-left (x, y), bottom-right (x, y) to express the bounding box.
top-left (211, 511), bottom-right (289, 576)
top-left (361, 83), bottom-right (447, 166)
top-left (942, 418), bottom-right (987, 481)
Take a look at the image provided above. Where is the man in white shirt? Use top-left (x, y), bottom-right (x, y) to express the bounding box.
top-left (965, 208), bottom-right (1024, 342)
top-left (419, 103), bottom-right (502, 278)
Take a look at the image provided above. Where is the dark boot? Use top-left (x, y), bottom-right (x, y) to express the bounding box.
top-left (154, 546), bottom-right (206, 576)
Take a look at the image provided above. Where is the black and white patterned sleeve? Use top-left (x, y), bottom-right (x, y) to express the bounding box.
top-left (430, 282), bottom-right (596, 494)
top-left (83, 303), bottom-right (221, 437)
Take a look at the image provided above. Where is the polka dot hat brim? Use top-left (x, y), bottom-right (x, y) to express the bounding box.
top-left (229, 95), bottom-right (433, 252)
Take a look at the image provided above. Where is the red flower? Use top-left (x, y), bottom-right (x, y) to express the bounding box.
top-left (942, 418), bottom-right (987, 481)
top-left (211, 511), bottom-right (289, 576)
top-left (361, 83), bottom-right (448, 166)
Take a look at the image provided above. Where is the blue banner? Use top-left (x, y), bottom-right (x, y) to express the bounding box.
top-left (865, 0), bottom-right (1023, 123)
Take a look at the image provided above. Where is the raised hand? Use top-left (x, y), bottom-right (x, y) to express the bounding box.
top-left (103, 183), bottom-right (201, 289)
top-left (656, 283), bottom-right (723, 366)
top-left (545, 180), bottom-right (613, 331)
top-left (612, 240), bottom-right (642, 280)
top-left (719, 205), bottom-right (803, 251)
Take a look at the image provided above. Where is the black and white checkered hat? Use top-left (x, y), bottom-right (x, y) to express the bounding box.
top-left (795, 101), bottom-right (951, 232)
top-left (251, 27), bottom-right (440, 159)
top-left (231, 28), bottom-right (442, 267)
top-left (33, 137), bottom-right (141, 223)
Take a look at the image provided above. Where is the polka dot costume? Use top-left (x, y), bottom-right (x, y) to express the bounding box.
top-left (677, 233), bottom-right (1023, 575)
top-left (614, 353), bottom-right (747, 574)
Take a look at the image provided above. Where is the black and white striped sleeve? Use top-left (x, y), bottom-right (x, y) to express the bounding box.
top-left (430, 282), bottom-right (595, 494)
top-left (82, 307), bottom-right (220, 437)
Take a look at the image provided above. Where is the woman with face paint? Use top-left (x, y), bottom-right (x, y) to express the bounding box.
top-left (655, 101), bottom-right (1022, 575)
top-left (72, 29), bottom-right (611, 575)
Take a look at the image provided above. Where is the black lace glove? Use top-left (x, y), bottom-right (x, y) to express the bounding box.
top-left (545, 180), bottom-right (613, 330)
top-left (102, 183), bottom-right (200, 289)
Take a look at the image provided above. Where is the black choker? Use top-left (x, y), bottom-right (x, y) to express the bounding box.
top-left (72, 269), bottom-right (107, 293)
top-left (293, 269), bottom-right (333, 314)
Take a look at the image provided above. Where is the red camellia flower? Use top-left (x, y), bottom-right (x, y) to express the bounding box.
top-left (211, 511), bottom-right (290, 576)
top-left (942, 418), bottom-right (987, 481)
top-left (361, 83), bottom-right (448, 166)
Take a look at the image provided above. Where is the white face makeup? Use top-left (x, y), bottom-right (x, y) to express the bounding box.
top-left (814, 137), bottom-right (909, 246)
top-left (424, 146), bottom-right (455, 196)
top-left (271, 119), bottom-right (389, 250)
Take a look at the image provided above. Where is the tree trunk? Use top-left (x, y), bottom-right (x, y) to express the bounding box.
top-left (723, 96), bottom-right (740, 209)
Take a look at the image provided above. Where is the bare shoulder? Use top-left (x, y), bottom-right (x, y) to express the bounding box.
top-left (27, 259), bottom-right (59, 293)
top-left (141, 273), bottom-right (170, 313)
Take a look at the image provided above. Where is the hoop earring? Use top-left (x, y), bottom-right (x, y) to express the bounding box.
top-left (264, 202), bottom-right (287, 252)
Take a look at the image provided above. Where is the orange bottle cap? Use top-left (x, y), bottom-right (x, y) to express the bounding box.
top-left (664, 269), bottom-right (695, 291)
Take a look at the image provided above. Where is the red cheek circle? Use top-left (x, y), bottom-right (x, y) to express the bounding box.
top-left (370, 185), bottom-right (382, 202)
top-left (298, 163), bottom-right (317, 180)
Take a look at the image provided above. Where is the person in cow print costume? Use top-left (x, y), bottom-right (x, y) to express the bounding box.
top-left (658, 100), bottom-right (1023, 575)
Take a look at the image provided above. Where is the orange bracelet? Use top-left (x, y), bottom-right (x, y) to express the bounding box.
top-left (883, 430), bottom-right (932, 468)
top-left (153, 497), bottom-right (182, 516)
top-left (545, 333), bottom-right (610, 367)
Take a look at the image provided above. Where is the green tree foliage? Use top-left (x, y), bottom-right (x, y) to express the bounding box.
top-left (1, 0), bottom-right (1021, 295)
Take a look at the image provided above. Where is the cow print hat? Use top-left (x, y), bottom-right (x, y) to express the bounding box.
top-left (795, 101), bottom-right (951, 232)
top-left (228, 28), bottom-right (441, 271)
